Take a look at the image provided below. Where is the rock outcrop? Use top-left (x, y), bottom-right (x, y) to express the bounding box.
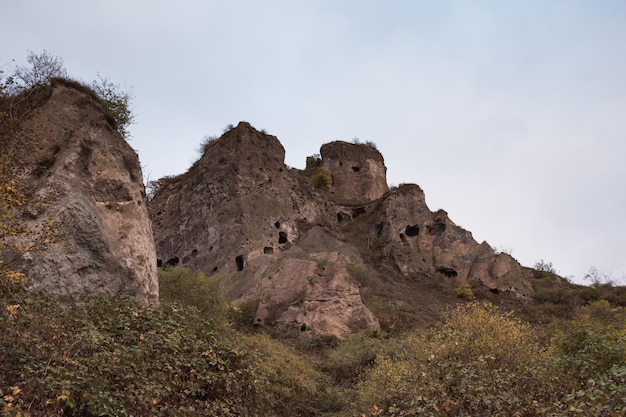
top-left (372, 184), bottom-right (534, 299)
top-left (150, 122), bottom-right (379, 338)
top-left (151, 122), bottom-right (535, 337)
top-left (320, 141), bottom-right (388, 204)
top-left (2, 79), bottom-right (158, 303)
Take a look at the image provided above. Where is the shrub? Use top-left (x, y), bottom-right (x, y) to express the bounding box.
top-left (365, 140), bottom-right (378, 150)
top-left (454, 278), bottom-right (475, 300)
top-left (91, 74), bottom-right (135, 138)
top-left (534, 259), bottom-right (556, 274)
top-left (11, 50), bottom-right (67, 91)
top-left (357, 302), bottom-right (556, 416)
top-left (311, 166), bottom-right (332, 190)
top-left (158, 266), bottom-right (227, 326)
top-left (558, 307), bottom-right (626, 380)
top-left (0, 290), bottom-right (335, 417)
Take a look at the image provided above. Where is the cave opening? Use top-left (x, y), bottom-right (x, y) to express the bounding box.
top-left (235, 255), bottom-right (244, 271)
top-left (165, 257), bottom-right (179, 267)
top-left (436, 266), bottom-right (457, 278)
top-left (278, 231), bottom-right (288, 244)
top-left (337, 211), bottom-right (351, 223)
top-left (263, 246), bottom-right (274, 254)
top-left (352, 166), bottom-right (360, 172)
top-left (405, 225), bottom-right (420, 237)
top-left (352, 207), bottom-right (366, 218)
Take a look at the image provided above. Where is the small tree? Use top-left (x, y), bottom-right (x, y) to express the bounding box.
top-left (311, 166), bottom-right (332, 190)
top-left (91, 74), bottom-right (135, 138)
top-left (534, 259), bottom-right (556, 274)
top-left (12, 50), bottom-right (67, 90)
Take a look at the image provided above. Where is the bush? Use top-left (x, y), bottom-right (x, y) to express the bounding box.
top-left (356, 300), bottom-right (626, 417)
top-left (158, 266), bottom-right (227, 326)
top-left (91, 74), bottom-right (135, 138)
top-left (312, 166), bottom-right (332, 190)
top-left (11, 50), bottom-right (67, 91)
top-left (357, 302), bottom-right (557, 416)
top-left (0, 290), bottom-right (335, 417)
top-left (454, 278), bottom-right (475, 300)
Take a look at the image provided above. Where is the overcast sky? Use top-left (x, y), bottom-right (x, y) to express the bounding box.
top-left (3, 1), bottom-right (625, 284)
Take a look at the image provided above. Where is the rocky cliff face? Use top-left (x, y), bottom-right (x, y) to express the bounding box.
top-left (320, 141), bottom-right (389, 204)
top-left (151, 122), bottom-right (534, 338)
top-left (150, 122), bottom-right (378, 338)
top-left (2, 79), bottom-right (158, 303)
top-left (371, 184), bottom-right (534, 299)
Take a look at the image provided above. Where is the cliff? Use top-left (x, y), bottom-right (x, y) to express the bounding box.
top-left (1, 79), bottom-right (158, 303)
top-left (151, 122), bottom-right (534, 337)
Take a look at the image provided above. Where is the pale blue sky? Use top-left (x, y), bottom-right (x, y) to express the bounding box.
top-left (3, 1), bottom-right (626, 283)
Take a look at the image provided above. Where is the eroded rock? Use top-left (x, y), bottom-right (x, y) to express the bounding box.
top-left (3, 79), bottom-right (158, 303)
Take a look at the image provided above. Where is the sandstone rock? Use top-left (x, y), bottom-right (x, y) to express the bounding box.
top-left (238, 227), bottom-right (379, 338)
top-left (3, 79), bottom-right (158, 303)
top-left (320, 141), bottom-right (389, 204)
top-left (150, 122), bottom-right (379, 337)
top-left (373, 184), bottom-right (534, 299)
top-left (152, 121), bottom-right (536, 336)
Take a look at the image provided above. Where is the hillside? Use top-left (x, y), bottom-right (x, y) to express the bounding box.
top-left (150, 121), bottom-right (575, 335)
top-left (1, 80), bottom-right (625, 416)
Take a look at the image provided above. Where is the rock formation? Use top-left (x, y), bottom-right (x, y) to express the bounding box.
top-left (369, 184), bottom-right (534, 299)
top-left (320, 141), bottom-right (389, 204)
top-left (150, 122), bottom-right (378, 338)
top-left (2, 79), bottom-right (158, 303)
top-left (151, 121), bottom-right (534, 338)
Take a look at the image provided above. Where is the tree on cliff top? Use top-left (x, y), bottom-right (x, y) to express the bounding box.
top-left (1, 50), bottom-right (135, 139)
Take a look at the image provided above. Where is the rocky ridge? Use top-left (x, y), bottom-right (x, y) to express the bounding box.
top-left (2, 77), bottom-right (535, 336)
top-left (151, 122), bottom-right (534, 338)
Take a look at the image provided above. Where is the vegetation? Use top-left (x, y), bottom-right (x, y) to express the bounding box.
top-left (2, 262), bottom-right (625, 416)
top-left (0, 267), bottom-right (335, 416)
top-left (355, 301), bottom-right (626, 417)
top-left (1, 51), bottom-right (134, 139)
top-left (2, 51), bottom-right (625, 417)
top-left (90, 74), bottom-right (135, 138)
top-left (0, 159), bottom-right (54, 293)
top-left (312, 166), bottom-right (333, 190)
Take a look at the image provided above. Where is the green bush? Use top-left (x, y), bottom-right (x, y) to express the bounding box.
top-left (312, 166), bottom-right (332, 190)
top-left (91, 74), bottom-right (135, 138)
top-left (0, 291), bottom-right (334, 416)
top-left (357, 303), bottom-right (557, 416)
top-left (355, 301), bottom-right (626, 417)
top-left (158, 265), bottom-right (227, 326)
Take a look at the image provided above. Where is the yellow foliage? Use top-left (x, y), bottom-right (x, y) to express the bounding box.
top-left (434, 301), bottom-right (540, 366)
top-left (454, 278), bottom-right (475, 300)
top-left (311, 166), bottom-right (332, 190)
top-left (358, 302), bottom-right (548, 410)
top-left (0, 157), bottom-right (55, 292)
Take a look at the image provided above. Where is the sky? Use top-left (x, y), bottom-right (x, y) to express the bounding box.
top-left (3, 0), bottom-right (625, 284)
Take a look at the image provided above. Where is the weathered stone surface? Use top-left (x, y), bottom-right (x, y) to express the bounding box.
top-left (151, 122), bottom-right (379, 338)
top-left (374, 184), bottom-right (534, 299)
top-left (4, 79), bottom-right (158, 303)
top-left (237, 227), bottom-right (379, 338)
top-left (320, 141), bottom-right (389, 204)
top-left (152, 121), bottom-right (536, 336)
